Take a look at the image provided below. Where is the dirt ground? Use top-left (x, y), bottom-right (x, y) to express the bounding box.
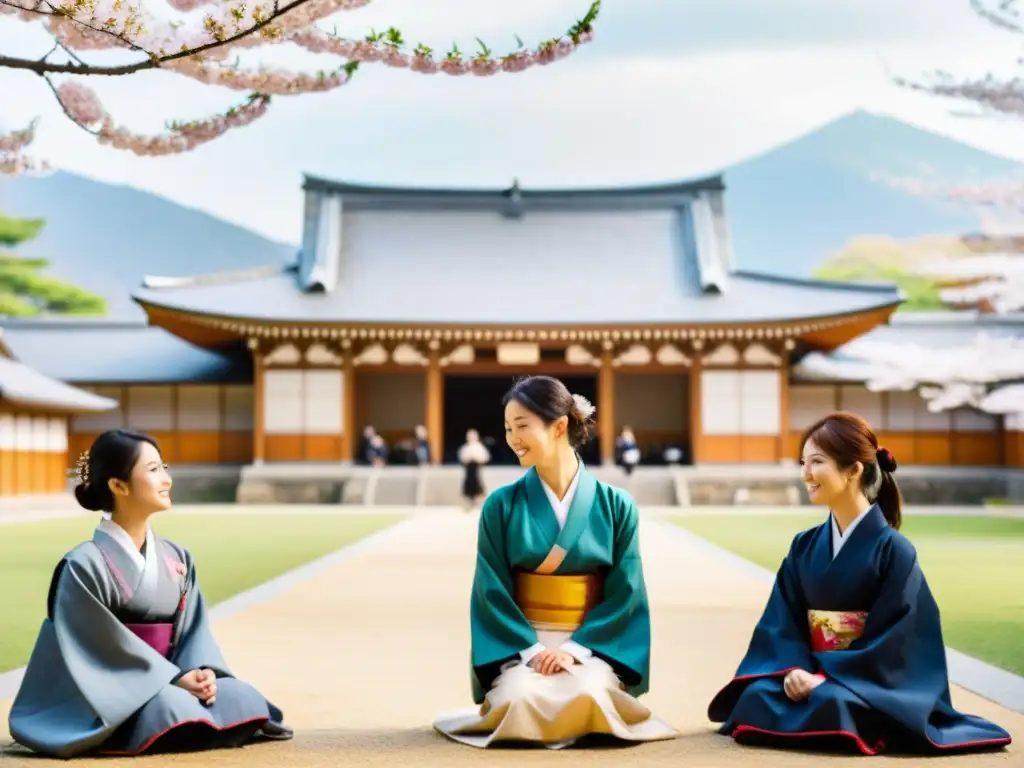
top-left (1, 511), bottom-right (1020, 767)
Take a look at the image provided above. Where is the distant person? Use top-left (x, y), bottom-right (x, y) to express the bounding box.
top-left (707, 411), bottom-right (1011, 755)
top-left (433, 375), bottom-right (677, 748)
top-left (368, 434), bottom-right (388, 467)
top-left (8, 429), bottom-right (291, 758)
top-left (414, 424), bottom-right (431, 465)
top-left (457, 429), bottom-right (490, 511)
top-left (357, 426), bottom-right (375, 465)
top-left (615, 426), bottom-right (641, 475)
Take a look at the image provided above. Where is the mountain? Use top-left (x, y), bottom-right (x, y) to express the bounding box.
top-left (0, 170), bottom-right (295, 319)
top-left (1, 109), bottom-right (1022, 319)
top-left (723, 109), bottom-right (1024, 276)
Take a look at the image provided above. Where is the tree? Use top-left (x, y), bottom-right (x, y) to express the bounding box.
top-left (0, 211), bottom-right (107, 316)
top-left (0, 0), bottom-right (601, 173)
top-left (896, 1), bottom-right (1024, 124)
top-left (888, 0), bottom-right (1024, 210)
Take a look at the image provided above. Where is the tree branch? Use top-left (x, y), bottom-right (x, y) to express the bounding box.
top-left (0, 0), bottom-right (320, 75)
top-left (1, 0), bottom-right (601, 167)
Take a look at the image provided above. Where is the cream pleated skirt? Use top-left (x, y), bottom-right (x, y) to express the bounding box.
top-left (432, 630), bottom-right (678, 749)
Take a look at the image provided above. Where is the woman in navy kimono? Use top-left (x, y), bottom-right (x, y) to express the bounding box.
top-left (708, 411), bottom-right (1012, 755)
top-left (8, 429), bottom-right (292, 758)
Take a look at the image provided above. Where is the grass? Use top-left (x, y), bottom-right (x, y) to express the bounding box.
top-left (671, 513), bottom-right (1024, 677)
top-left (0, 512), bottom-right (403, 674)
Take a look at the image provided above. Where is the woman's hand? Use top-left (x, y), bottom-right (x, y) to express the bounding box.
top-left (783, 669), bottom-right (824, 701)
top-left (529, 650), bottom-right (576, 676)
top-left (176, 668), bottom-right (217, 705)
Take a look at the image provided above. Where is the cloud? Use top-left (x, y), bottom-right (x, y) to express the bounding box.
top-left (578, 0), bottom-right (1018, 58)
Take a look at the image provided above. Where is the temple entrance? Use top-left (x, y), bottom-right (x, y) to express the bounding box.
top-left (442, 374), bottom-right (600, 466)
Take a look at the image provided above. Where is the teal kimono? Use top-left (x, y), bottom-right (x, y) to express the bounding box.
top-left (469, 464), bottom-right (651, 704)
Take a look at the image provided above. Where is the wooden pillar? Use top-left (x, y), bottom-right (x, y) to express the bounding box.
top-left (598, 346), bottom-right (615, 464)
top-left (341, 349), bottom-right (356, 462)
top-left (778, 344), bottom-right (791, 462)
top-left (250, 340), bottom-right (266, 464)
top-left (425, 344), bottom-right (443, 463)
top-left (689, 347), bottom-right (703, 464)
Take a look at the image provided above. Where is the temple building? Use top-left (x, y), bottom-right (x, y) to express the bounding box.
top-left (0, 173), bottom-right (1017, 501)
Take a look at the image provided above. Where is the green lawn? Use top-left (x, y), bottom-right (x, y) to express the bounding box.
top-left (671, 513), bottom-right (1024, 676)
top-left (0, 512), bottom-right (404, 674)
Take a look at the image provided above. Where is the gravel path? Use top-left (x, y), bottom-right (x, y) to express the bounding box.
top-left (1, 512), bottom-right (1018, 766)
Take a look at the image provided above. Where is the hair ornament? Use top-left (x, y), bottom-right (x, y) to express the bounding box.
top-left (876, 446), bottom-right (897, 473)
top-left (571, 393), bottom-right (596, 420)
top-left (68, 450), bottom-right (90, 485)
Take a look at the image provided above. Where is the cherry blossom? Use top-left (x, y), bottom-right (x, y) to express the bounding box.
top-left (0, 0), bottom-right (601, 169)
top-left (795, 331), bottom-right (1024, 415)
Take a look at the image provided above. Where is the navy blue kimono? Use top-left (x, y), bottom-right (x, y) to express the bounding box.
top-left (708, 504), bottom-right (1012, 755)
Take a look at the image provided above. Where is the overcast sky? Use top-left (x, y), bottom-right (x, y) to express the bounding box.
top-left (2, 0), bottom-right (1023, 244)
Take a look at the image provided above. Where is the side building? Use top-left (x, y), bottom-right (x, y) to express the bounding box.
top-left (0, 328), bottom-right (117, 498)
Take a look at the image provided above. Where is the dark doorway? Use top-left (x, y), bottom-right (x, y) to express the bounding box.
top-left (443, 374), bottom-right (600, 466)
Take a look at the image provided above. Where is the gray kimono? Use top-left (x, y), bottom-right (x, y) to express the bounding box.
top-left (8, 521), bottom-right (287, 758)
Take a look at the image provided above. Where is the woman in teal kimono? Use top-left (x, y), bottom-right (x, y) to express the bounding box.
top-left (433, 375), bottom-right (678, 748)
top-left (8, 429), bottom-right (292, 758)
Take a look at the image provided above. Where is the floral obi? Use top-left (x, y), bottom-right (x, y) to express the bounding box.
top-left (808, 610), bottom-right (867, 652)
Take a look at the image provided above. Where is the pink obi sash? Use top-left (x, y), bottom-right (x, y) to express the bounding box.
top-left (125, 623), bottom-right (174, 658)
top-left (808, 610), bottom-right (867, 652)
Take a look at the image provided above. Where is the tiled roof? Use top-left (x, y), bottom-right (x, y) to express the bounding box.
top-left (0, 354), bottom-right (117, 412)
top-left (132, 264), bottom-right (901, 327)
top-left (0, 319), bottom-right (251, 384)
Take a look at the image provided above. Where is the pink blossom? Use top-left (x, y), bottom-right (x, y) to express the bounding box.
top-left (0, 121), bottom-right (36, 153)
top-left (383, 48), bottom-right (410, 68)
top-left (470, 58), bottom-right (501, 77)
top-left (410, 54), bottom-right (440, 74)
top-left (57, 81), bottom-right (106, 126)
top-left (501, 53), bottom-right (533, 73)
top-left (440, 57), bottom-right (469, 76)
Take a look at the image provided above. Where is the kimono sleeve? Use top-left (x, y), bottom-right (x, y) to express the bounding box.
top-left (168, 546), bottom-right (232, 678)
top-left (707, 537), bottom-right (815, 722)
top-left (469, 490), bottom-right (538, 701)
top-left (568, 496), bottom-right (651, 695)
top-left (814, 536), bottom-right (950, 734)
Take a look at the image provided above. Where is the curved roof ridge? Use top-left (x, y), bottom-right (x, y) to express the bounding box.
top-left (141, 263), bottom-right (289, 290)
top-left (301, 172), bottom-right (725, 198)
top-left (733, 270), bottom-right (903, 297)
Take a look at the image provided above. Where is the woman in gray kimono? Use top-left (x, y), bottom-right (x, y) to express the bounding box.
top-left (7, 428), bottom-right (292, 758)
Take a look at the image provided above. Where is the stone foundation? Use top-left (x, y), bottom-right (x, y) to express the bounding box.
top-left (227, 462), bottom-right (1024, 507)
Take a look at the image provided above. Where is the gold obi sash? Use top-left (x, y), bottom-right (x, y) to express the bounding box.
top-left (808, 610), bottom-right (867, 652)
top-left (514, 572), bottom-right (603, 632)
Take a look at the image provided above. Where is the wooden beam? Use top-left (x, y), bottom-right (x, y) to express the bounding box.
top-left (341, 349), bottom-right (356, 462)
top-left (690, 352), bottom-right (703, 464)
top-left (251, 343), bottom-right (266, 463)
top-left (598, 347), bottom-right (615, 464)
top-left (425, 346), bottom-right (443, 464)
top-left (778, 348), bottom-right (790, 462)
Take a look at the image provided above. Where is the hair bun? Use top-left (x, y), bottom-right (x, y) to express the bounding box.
top-left (73, 482), bottom-right (105, 512)
top-left (876, 446), bottom-right (897, 473)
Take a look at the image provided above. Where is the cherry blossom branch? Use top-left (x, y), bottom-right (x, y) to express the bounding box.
top-left (892, 0), bottom-right (1024, 119)
top-left (46, 77), bottom-right (273, 155)
top-left (1, 0), bottom-right (602, 169)
top-left (0, 121), bottom-right (49, 174)
top-left (879, 173), bottom-right (1024, 210)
